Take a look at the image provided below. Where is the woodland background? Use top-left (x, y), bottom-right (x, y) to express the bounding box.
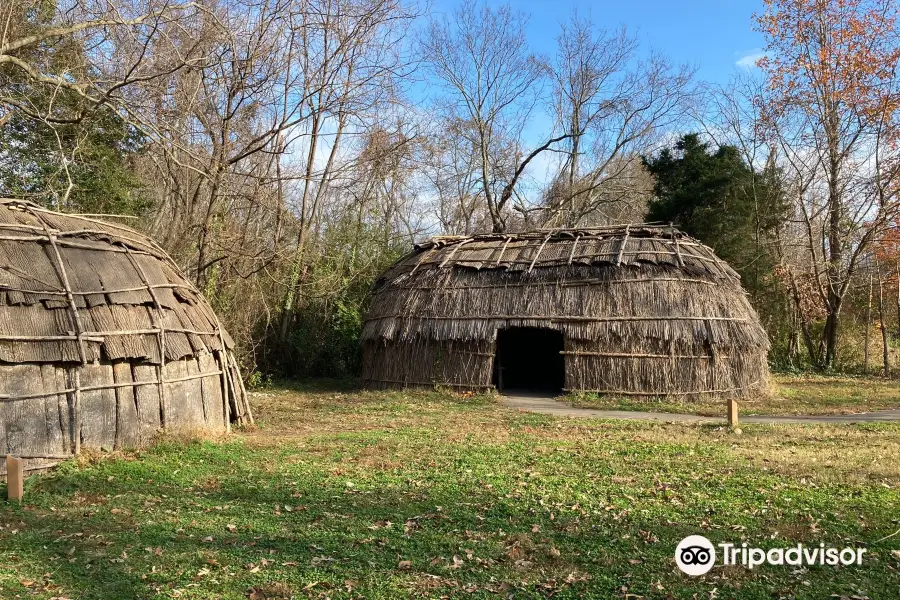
top-left (2, 0), bottom-right (900, 381)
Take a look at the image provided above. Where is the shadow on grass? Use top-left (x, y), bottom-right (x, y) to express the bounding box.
top-left (1, 440), bottom-right (897, 600)
top-left (2, 471), bottom-right (640, 599)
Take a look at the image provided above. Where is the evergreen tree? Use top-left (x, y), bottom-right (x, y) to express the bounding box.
top-left (642, 133), bottom-right (787, 295)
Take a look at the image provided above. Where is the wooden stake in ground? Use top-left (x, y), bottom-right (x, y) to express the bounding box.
top-left (6, 455), bottom-right (23, 503)
top-left (728, 399), bottom-right (739, 429)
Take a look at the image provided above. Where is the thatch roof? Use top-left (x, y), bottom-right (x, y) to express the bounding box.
top-left (0, 199), bottom-right (232, 364)
top-left (0, 199), bottom-right (250, 468)
top-left (379, 225), bottom-right (737, 279)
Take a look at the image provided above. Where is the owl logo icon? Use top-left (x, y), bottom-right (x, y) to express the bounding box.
top-left (675, 535), bottom-right (716, 576)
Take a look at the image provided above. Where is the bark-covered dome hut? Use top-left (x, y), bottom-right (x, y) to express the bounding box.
top-left (362, 225), bottom-right (769, 398)
top-left (0, 199), bottom-right (251, 473)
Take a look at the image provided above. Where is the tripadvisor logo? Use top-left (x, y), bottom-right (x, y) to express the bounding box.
top-left (675, 535), bottom-right (867, 576)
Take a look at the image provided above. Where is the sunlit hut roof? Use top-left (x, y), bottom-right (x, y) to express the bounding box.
top-left (364, 224), bottom-right (768, 349)
top-left (377, 224), bottom-right (739, 280)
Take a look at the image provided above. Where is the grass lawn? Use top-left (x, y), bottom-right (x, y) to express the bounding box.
top-left (569, 373), bottom-right (900, 417)
top-left (0, 381), bottom-right (898, 599)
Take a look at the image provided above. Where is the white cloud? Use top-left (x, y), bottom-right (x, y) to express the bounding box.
top-left (735, 48), bottom-right (765, 69)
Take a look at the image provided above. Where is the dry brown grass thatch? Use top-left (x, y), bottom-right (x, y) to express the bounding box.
top-left (362, 225), bottom-right (769, 399)
top-left (0, 199), bottom-right (251, 474)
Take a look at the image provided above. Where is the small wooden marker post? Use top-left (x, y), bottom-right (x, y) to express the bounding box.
top-left (727, 399), bottom-right (739, 429)
top-left (6, 455), bottom-right (23, 503)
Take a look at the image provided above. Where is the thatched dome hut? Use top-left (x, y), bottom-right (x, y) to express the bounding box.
top-left (362, 225), bottom-right (769, 398)
top-left (0, 199), bottom-right (251, 473)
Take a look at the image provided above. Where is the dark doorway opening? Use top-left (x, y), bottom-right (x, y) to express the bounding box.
top-left (493, 327), bottom-right (565, 394)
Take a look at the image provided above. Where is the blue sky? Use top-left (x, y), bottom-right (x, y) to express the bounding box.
top-left (427, 0), bottom-right (767, 86)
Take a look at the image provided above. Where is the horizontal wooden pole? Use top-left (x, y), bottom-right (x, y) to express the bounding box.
top-left (0, 334), bottom-right (104, 343)
top-left (4, 453), bottom-right (72, 459)
top-left (415, 250), bottom-right (722, 268)
top-left (367, 314), bottom-right (747, 323)
top-left (0, 461), bottom-right (62, 477)
top-left (0, 200), bottom-right (150, 234)
top-left (0, 282), bottom-right (192, 297)
top-left (422, 234), bottom-right (706, 248)
top-left (0, 369), bottom-right (223, 402)
top-left (563, 381), bottom-right (761, 397)
top-left (560, 351), bottom-right (730, 359)
top-left (0, 326), bottom-right (220, 344)
top-left (386, 277), bottom-right (720, 291)
top-left (89, 327), bottom-right (220, 337)
top-left (0, 209), bottom-right (166, 253)
top-left (0, 234), bottom-right (155, 256)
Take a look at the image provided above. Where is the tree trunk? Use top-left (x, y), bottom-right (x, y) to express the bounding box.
top-left (494, 133), bottom-right (570, 233)
top-left (895, 262), bottom-right (900, 337)
top-left (786, 269), bottom-right (821, 367)
top-left (823, 107), bottom-right (843, 370)
top-left (864, 271), bottom-right (873, 372)
top-left (565, 111), bottom-right (580, 227)
top-left (823, 310), bottom-right (840, 369)
top-left (278, 111), bottom-right (321, 344)
top-left (878, 268), bottom-right (889, 377)
top-left (196, 170), bottom-right (224, 289)
top-left (786, 304), bottom-right (799, 368)
top-left (477, 125), bottom-right (502, 233)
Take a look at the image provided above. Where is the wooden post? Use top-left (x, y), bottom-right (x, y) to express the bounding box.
top-left (727, 399), bottom-right (739, 429)
top-left (35, 215), bottom-right (89, 455)
top-left (6, 455), bottom-right (23, 503)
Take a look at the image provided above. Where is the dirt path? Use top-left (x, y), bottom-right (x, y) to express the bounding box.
top-left (500, 394), bottom-right (900, 424)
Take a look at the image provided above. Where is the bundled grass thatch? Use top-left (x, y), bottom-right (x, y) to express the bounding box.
top-left (0, 199), bottom-right (251, 474)
top-left (362, 225), bottom-right (769, 398)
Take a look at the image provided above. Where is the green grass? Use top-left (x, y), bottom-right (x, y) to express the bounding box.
top-left (569, 373), bottom-right (900, 416)
top-left (1, 382), bottom-right (899, 599)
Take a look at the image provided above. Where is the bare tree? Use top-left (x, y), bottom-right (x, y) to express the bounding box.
top-left (274, 0), bottom-right (417, 343)
top-left (0, 0), bottom-right (206, 210)
top-left (0, 1), bottom-right (200, 123)
top-left (539, 13), bottom-right (694, 227)
top-left (421, 0), bottom-right (558, 233)
top-left (420, 117), bottom-right (485, 234)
